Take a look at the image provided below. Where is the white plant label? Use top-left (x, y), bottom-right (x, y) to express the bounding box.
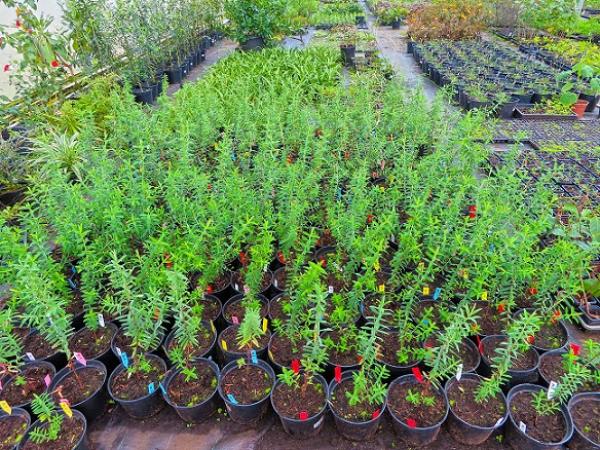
top-left (547, 381), bottom-right (558, 400)
top-left (494, 417), bottom-right (504, 428)
top-left (26, 352), bottom-right (35, 361)
top-left (328, 286), bottom-right (334, 294)
top-left (519, 421), bottom-right (527, 433)
top-left (313, 416), bottom-right (325, 429)
top-left (115, 346), bottom-right (122, 357)
top-left (234, 284), bottom-right (239, 292)
top-left (456, 364), bottom-right (463, 381)
top-left (274, 280), bottom-right (278, 288)
top-left (98, 313), bottom-right (105, 328)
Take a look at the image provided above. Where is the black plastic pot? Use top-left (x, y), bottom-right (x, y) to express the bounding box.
top-left (230, 271), bottom-right (273, 296)
top-left (162, 358), bottom-right (220, 423)
top-left (0, 407), bottom-right (30, 450)
top-left (568, 392), bottom-right (600, 449)
top-left (48, 360), bottom-right (107, 422)
top-left (222, 294), bottom-right (269, 327)
top-left (580, 93), bottom-right (599, 113)
top-left (340, 45), bottom-right (356, 66)
top-left (240, 37), bottom-right (266, 52)
top-left (21, 409), bottom-right (89, 450)
top-left (328, 370), bottom-right (386, 441)
top-left (480, 335), bottom-right (540, 388)
top-left (497, 97), bottom-right (520, 119)
top-left (132, 86), bottom-right (154, 105)
top-left (69, 323), bottom-right (118, 371)
top-left (538, 348), bottom-right (567, 387)
top-left (506, 384), bottom-right (573, 450)
top-left (445, 373), bottom-right (508, 445)
top-left (22, 330), bottom-right (66, 369)
top-left (166, 66), bottom-right (183, 84)
top-left (218, 359), bottom-right (275, 424)
top-left (217, 325), bottom-right (271, 365)
top-left (387, 374), bottom-right (449, 447)
top-left (107, 353), bottom-right (166, 420)
top-left (391, 19), bottom-right (401, 29)
top-left (514, 309), bottom-right (568, 353)
top-left (162, 321), bottom-right (216, 365)
top-left (110, 327), bottom-right (164, 360)
top-left (271, 374), bottom-right (329, 438)
top-left (1, 361), bottom-right (57, 413)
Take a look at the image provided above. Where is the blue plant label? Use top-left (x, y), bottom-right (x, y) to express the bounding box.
top-left (159, 382), bottom-right (167, 395)
top-left (227, 394), bottom-right (238, 405)
top-left (433, 288), bottom-right (441, 301)
top-left (67, 278), bottom-right (76, 289)
top-left (121, 352), bottom-right (129, 368)
top-left (148, 382), bottom-right (155, 394)
top-left (250, 350), bottom-right (258, 364)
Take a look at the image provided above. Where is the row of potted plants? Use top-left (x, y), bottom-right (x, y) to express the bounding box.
top-left (364, 0), bottom-right (413, 29)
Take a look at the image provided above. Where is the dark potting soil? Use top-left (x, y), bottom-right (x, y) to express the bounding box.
top-left (539, 353), bottom-right (600, 393)
top-left (272, 379), bottom-right (326, 419)
top-left (0, 415), bottom-right (28, 450)
top-left (272, 268), bottom-right (288, 291)
top-left (426, 338), bottom-right (479, 372)
top-left (510, 391), bottom-right (566, 443)
top-left (571, 398), bottom-right (600, 445)
top-left (220, 365), bottom-right (272, 405)
top-left (388, 380), bottom-right (446, 428)
top-left (198, 296), bottom-right (221, 322)
top-left (111, 358), bottom-right (164, 401)
top-left (269, 334), bottom-right (304, 367)
top-left (323, 330), bottom-right (360, 367)
top-left (167, 361), bottom-right (217, 407)
top-left (324, 273), bottom-right (348, 293)
top-left (12, 327), bottom-right (30, 342)
top-left (330, 379), bottom-right (383, 422)
top-left (0, 365), bottom-right (53, 406)
top-left (269, 296), bottom-right (291, 322)
top-left (22, 334), bottom-right (58, 359)
top-left (205, 273), bottom-right (230, 294)
top-left (483, 336), bottom-right (537, 371)
top-left (447, 378), bottom-right (505, 427)
top-left (220, 326), bottom-right (270, 353)
top-left (377, 332), bottom-right (419, 367)
top-left (231, 271), bottom-right (272, 293)
top-left (363, 294), bottom-right (400, 327)
top-left (223, 299), bottom-right (268, 323)
top-left (413, 301), bottom-right (451, 327)
top-left (21, 415), bottom-right (84, 450)
top-left (534, 321), bottom-right (567, 350)
top-left (324, 300), bottom-right (358, 325)
top-left (68, 326), bottom-right (115, 359)
top-left (167, 326), bottom-right (215, 359)
top-left (316, 230), bottom-right (335, 248)
top-left (51, 367), bottom-right (104, 406)
top-left (65, 295), bottom-right (84, 317)
top-left (473, 302), bottom-right (509, 336)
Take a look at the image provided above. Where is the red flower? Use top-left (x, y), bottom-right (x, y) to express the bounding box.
top-left (3, 64), bottom-right (9, 72)
top-left (367, 214), bottom-right (374, 224)
top-left (497, 304), bottom-right (505, 313)
top-left (51, 60), bottom-right (60, 68)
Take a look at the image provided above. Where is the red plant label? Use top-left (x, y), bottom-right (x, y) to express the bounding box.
top-left (527, 335), bottom-right (535, 345)
top-left (570, 343), bottom-right (581, 356)
top-left (298, 411), bottom-right (309, 421)
top-left (529, 287), bottom-right (538, 295)
top-left (412, 367), bottom-right (424, 383)
top-left (372, 409), bottom-right (381, 420)
top-left (476, 336), bottom-right (484, 355)
top-left (497, 304), bottom-right (505, 313)
top-left (291, 359), bottom-right (300, 374)
top-left (334, 366), bottom-right (342, 383)
top-left (406, 418), bottom-right (417, 429)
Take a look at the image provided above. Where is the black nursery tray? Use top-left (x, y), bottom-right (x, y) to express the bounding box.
top-left (514, 106), bottom-right (578, 121)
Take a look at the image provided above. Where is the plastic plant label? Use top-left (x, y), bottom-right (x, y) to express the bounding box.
top-left (433, 288), bottom-right (441, 301)
top-left (25, 352), bottom-right (35, 361)
top-left (476, 336), bottom-right (484, 355)
top-left (121, 352), bottom-right (129, 369)
top-left (481, 291), bottom-right (488, 301)
top-left (391, 234), bottom-right (396, 243)
top-left (250, 350), bottom-right (258, 364)
top-left (313, 416), bottom-right (325, 429)
top-left (418, 262), bottom-right (424, 271)
top-left (268, 349), bottom-right (274, 361)
top-left (44, 374), bottom-right (52, 387)
top-left (243, 285), bottom-right (250, 295)
top-left (98, 314), bottom-right (105, 328)
top-left (570, 343), bottom-right (581, 356)
top-left (0, 401), bottom-right (11, 415)
top-left (456, 364), bottom-right (463, 381)
top-left (60, 401), bottom-right (73, 418)
top-left (373, 261), bottom-right (380, 272)
top-left (0, 380), bottom-right (2, 390)
top-left (406, 418), bottom-right (417, 429)
top-left (328, 286), bottom-right (334, 294)
top-left (422, 286), bottom-right (430, 296)
top-left (412, 367), bottom-right (424, 383)
top-left (210, 321), bottom-right (216, 333)
top-left (262, 318), bottom-right (268, 332)
top-left (494, 417), bottom-right (504, 428)
top-left (334, 366), bottom-right (342, 383)
top-left (159, 383), bottom-right (167, 395)
top-left (148, 382), bottom-right (156, 394)
top-left (231, 315), bottom-right (239, 325)
top-left (298, 411), bottom-right (309, 421)
top-left (372, 409), bottom-right (381, 420)
top-left (527, 335), bottom-right (535, 345)
top-left (227, 394), bottom-right (238, 405)
top-left (497, 304), bottom-right (505, 313)
top-left (547, 381), bottom-right (558, 400)
top-left (378, 284), bottom-right (385, 293)
top-left (519, 421), bottom-right (527, 433)
top-left (291, 359), bottom-right (300, 374)
top-left (74, 352), bottom-right (87, 366)
top-left (221, 340), bottom-right (228, 352)
top-left (234, 284), bottom-right (239, 292)
top-left (68, 278), bottom-right (76, 289)
top-left (274, 280), bottom-right (278, 288)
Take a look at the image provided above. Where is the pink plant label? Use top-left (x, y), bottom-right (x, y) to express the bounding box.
top-left (334, 366), bottom-right (342, 383)
top-left (412, 367), bottom-right (424, 383)
top-left (0, 380), bottom-right (2, 391)
top-left (298, 411), bottom-right (308, 421)
top-left (232, 316), bottom-right (239, 325)
top-left (44, 374), bottom-right (52, 387)
top-left (406, 418), bottom-right (417, 429)
top-left (570, 343), bottom-right (581, 356)
top-left (74, 352), bottom-right (87, 366)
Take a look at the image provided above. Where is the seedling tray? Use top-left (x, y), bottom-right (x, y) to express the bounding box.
top-left (514, 107), bottom-right (578, 121)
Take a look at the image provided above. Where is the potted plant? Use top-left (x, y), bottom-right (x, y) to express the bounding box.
top-left (224, 0), bottom-right (287, 51)
top-left (0, 406), bottom-right (30, 450)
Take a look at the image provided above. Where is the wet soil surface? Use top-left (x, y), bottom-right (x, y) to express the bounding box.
top-left (268, 295), bottom-right (291, 322)
top-left (167, 361), bottom-right (218, 408)
top-left (220, 326), bottom-right (270, 354)
top-left (166, 326), bottom-right (215, 359)
top-left (220, 365), bottom-right (272, 405)
top-left (510, 391), bottom-right (567, 443)
top-left (0, 415), bottom-right (28, 450)
top-left (223, 298), bottom-right (268, 323)
top-left (111, 358), bottom-right (164, 401)
top-left (231, 271), bottom-right (272, 293)
top-left (447, 378), bottom-right (505, 427)
top-left (21, 415), bottom-right (85, 450)
top-left (197, 296), bottom-right (222, 322)
top-left (323, 330), bottom-right (361, 367)
top-left (377, 332), bottom-right (420, 367)
top-left (21, 334), bottom-right (58, 360)
top-left (68, 326), bottom-right (116, 359)
top-left (268, 333), bottom-right (304, 367)
top-left (533, 321), bottom-right (567, 350)
top-left (329, 378), bottom-right (383, 422)
top-left (52, 367), bottom-right (104, 405)
top-left (0, 365), bottom-right (54, 406)
top-left (202, 273), bottom-right (230, 294)
top-left (539, 352), bottom-right (600, 392)
top-left (272, 378), bottom-right (326, 419)
top-left (472, 302), bottom-right (509, 336)
top-left (483, 336), bottom-right (537, 370)
top-left (387, 380), bottom-right (446, 427)
top-left (571, 397), bottom-right (600, 445)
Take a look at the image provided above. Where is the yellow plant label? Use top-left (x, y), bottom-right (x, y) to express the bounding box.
top-left (418, 262), bottom-right (425, 271)
top-left (60, 401), bottom-right (73, 418)
top-left (210, 321), bottom-right (216, 333)
top-left (221, 340), bottom-right (228, 351)
top-left (373, 261), bottom-right (380, 272)
top-left (262, 318), bottom-right (268, 332)
top-left (481, 291), bottom-right (488, 301)
top-left (378, 284), bottom-right (385, 293)
top-left (423, 287), bottom-right (430, 296)
top-left (0, 401), bottom-right (11, 415)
